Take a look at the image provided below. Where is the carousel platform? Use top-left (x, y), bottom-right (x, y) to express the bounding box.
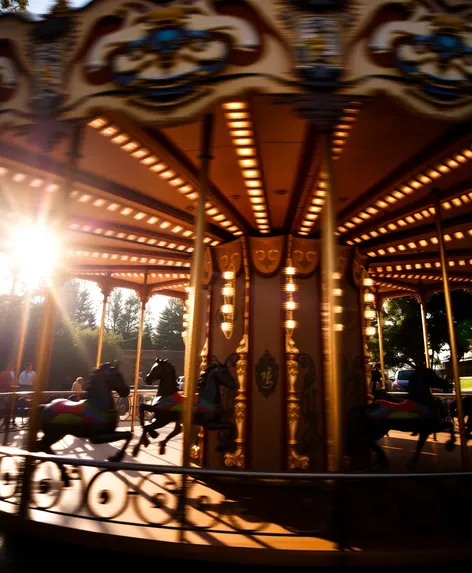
top-left (0, 424), bottom-right (471, 567)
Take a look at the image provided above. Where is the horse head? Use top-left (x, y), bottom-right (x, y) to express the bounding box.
top-left (91, 362), bottom-right (130, 399)
top-left (145, 357), bottom-right (178, 395)
top-left (204, 357), bottom-right (237, 390)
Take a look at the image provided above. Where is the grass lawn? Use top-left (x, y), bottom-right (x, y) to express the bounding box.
top-left (460, 377), bottom-right (472, 391)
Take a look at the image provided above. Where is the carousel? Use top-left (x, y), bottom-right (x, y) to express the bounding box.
top-left (0, 0), bottom-right (471, 565)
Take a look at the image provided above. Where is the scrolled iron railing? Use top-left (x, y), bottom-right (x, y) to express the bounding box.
top-left (0, 447), bottom-right (470, 553)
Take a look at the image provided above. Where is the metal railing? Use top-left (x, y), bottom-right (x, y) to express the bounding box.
top-left (0, 448), bottom-right (470, 554)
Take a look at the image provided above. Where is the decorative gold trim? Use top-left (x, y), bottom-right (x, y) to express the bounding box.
top-left (224, 237), bottom-right (250, 469)
top-left (192, 289), bottom-right (212, 467)
top-left (285, 235), bottom-right (309, 471)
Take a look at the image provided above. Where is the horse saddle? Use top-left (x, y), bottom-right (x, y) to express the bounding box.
top-left (47, 399), bottom-right (87, 416)
top-left (370, 399), bottom-right (435, 420)
top-left (152, 392), bottom-right (217, 413)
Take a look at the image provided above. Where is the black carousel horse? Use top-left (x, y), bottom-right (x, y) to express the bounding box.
top-left (450, 395), bottom-right (472, 443)
top-left (132, 358), bottom-right (237, 457)
top-left (347, 368), bottom-right (455, 471)
top-left (37, 363), bottom-right (132, 485)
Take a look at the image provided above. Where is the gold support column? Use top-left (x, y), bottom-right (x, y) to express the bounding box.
top-left (433, 191), bottom-right (469, 468)
top-left (21, 121), bottom-right (83, 517)
top-left (224, 237), bottom-right (250, 469)
top-left (131, 275), bottom-right (149, 433)
top-left (418, 296), bottom-right (431, 369)
top-left (4, 292), bottom-right (31, 445)
top-left (190, 289), bottom-right (211, 467)
top-left (321, 134), bottom-right (343, 472)
top-left (285, 236), bottom-right (309, 470)
top-left (182, 113), bottom-right (214, 468)
top-left (96, 278), bottom-right (111, 368)
top-left (375, 292), bottom-right (386, 390)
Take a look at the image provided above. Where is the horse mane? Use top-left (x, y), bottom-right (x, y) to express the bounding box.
top-left (197, 362), bottom-right (219, 391)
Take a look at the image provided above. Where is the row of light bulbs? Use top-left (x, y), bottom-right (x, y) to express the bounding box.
top-left (338, 144), bottom-right (472, 237)
top-left (349, 191), bottom-right (472, 247)
top-left (362, 277), bottom-right (377, 337)
top-left (88, 117), bottom-right (242, 237)
top-left (222, 102), bottom-right (271, 234)
top-left (373, 272), bottom-right (472, 284)
top-left (284, 263), bottom-right (298, 331)
top-left (332, 103), bottom-right (361, 160)
top-left (367, 228), bottom-right (472, 258)
top-left (298, 170), bottom-right (327, 236)
top-left (220, 267), bottom-right (236, 338)
top-left (373, 258), bottom-right (472, 273)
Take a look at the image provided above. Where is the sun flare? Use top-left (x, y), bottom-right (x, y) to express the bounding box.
top-left (2, 223), bottom-right (61, 293)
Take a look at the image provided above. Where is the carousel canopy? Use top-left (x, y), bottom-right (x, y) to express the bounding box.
top-left (0, 0), bottom-right (471, 299)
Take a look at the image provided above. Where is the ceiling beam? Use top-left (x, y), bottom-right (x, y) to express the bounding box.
top-left (338, 122), bottom-right (472, 224)
top-left (0, 141), bottom-right (233, 242)
top-left (371, 270), bottom-right (472, 281)
top-left (67, 215), bottom-right (194, 248)
top-left (358, 211), bottom-right (472, 252)
top-left (152, 289), bottom-right (187, 300)
top-left (367, 249), bottom-right (472, 267)
top-left (283, 124), bottom-right (321, 233)
top-left (106, 111), bottom-right (252, 235)
top-left (343, 177), bottom-right (472, 243)
top-left (70, 265), bottom-right (190, 274)
top-left (66, 243), bottom-right (191, 263)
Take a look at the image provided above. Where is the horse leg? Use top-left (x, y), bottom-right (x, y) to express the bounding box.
top-left (132, 417), bottom-right (164, 457)
top-left (89, 431), bottom-right (133, 463)
top-left (158, 422), bottom-right (182, 455)
top-left (407, 431), bottom-right (428, 470)
top-left (371, 441), bottom-right (389, 471)
top-left (37, 430), bottom-right (71, 487)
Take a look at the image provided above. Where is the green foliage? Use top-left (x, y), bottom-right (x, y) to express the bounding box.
top-left (60, 280), bottom-right (97, 329)
top-left (1, 0), bottom-right (28, 11)
top-left (106, 289), bottom-right (143, 342)
top-left (369, 290), bottom-right (472, 370)
top-left (154, 298), bottom-right (184, 350)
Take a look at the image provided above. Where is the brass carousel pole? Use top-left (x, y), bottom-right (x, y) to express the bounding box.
top-left (131, 273), bottom-right (148, 433)
top-left (96, 277), bottom-right (111, 368)
top-left (419, 296), bottom-right (431, 369)
top-left (3, 292), bottom-right (31, 445)
top-left (20, 121), bottom-right (83, 517)
top-left (182, 113), bottom-right (214, 469)
top-left (432, 190), bottom-right (469, 469)
top-left (321, 132), bottom-right (343, 473)
top-left (375, 292), bottom-right (386, 390)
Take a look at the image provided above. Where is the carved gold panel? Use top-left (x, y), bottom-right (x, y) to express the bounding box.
top-left (292, 237), bottom-right (319, 277)
top-left (215, 240), bottom-right (242, 276)
top-left (250, 236), bottom-right (285, 277)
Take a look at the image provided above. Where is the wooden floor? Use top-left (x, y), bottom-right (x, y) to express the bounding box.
top-left (0, 423), bottom-right (470, 565)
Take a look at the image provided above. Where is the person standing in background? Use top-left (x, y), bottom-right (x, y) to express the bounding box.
top-left (19, 363), bottom-right (36, 389)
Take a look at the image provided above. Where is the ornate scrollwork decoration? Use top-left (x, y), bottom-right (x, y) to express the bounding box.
top-left (344, 0), bottom-right (472, 119)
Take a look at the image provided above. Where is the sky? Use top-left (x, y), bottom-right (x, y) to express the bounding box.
top-left (27, 0), bottom-right (87, 14)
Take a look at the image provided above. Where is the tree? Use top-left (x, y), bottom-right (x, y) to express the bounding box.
top-left (1, 1), bottom-right (28, 11)
top-left (369, 297), bottom-right (425, 371)
top-left (369, 290), bottom-right (472, 371)
top-left (427, 290), bottom-right (472, 361)
top-left (106, 289), bottom-right (124, 334)
top-left (154, 298), bottom-right (184, 350)
top-left (60, 280), bottom-right (96, 329)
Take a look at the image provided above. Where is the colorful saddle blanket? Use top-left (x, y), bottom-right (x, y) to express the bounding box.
top-left (152, 392), bottom-right (218, 413)
top-left (42, 399), bottom-right (116, 425)
top-left (369, 399), bottom-right (435, 420)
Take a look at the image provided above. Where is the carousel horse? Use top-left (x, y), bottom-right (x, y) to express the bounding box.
top-left (37, 362), bottom-right (132, 486)
top-left (347, 368), bottom-right (455, 471)
top-left (450, 395), bottom-right (472, 443)
top-left (132, 358), bottom-right (237, 457)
